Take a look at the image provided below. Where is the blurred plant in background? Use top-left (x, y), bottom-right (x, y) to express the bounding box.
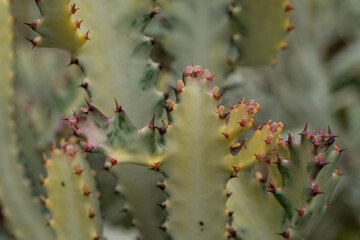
top-left (224, 0), bottom-right (360, 239)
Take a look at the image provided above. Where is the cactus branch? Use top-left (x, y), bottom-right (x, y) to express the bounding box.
top-left (0, 2), bottom-right (54, 239)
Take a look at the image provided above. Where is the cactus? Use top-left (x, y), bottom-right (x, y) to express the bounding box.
top-left (42, 139), bottom-right (103, 240)
top-left (26, 0), bottom-right (293, 122)
top-left (228, 125), bottom-right (344, 240)
top-left (70, 66), bottom-right (328, 240)
top-left (26, 0), bottom-right (163, 125)
top-left (24, 2), bottom-right (294, 237)
top-left (0, 1), bottom-right (54, 239)
top-left (0, 0), bottom-right (350, 239)
top-left (68, 66), bottom-right (344, 239)
top-left (147, 0), bottom-right (291, 80)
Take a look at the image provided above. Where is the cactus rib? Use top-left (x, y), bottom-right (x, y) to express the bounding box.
top-left (42, 140), bottom-right (103, 240)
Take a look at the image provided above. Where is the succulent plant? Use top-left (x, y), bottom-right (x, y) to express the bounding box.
top-left (21, 2), bottom-right (293, 239)
top-left (0, 0), bottom-right (351, 239)
top-left (67, 66), bottom-right (344, 240)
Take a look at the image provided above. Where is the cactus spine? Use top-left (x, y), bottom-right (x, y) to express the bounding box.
top-left (0, 2), bottom-right (54, 239)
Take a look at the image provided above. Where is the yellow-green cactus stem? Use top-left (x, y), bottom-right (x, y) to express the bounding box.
top-left (0, 1), bottom-right (54, 239)
top-left (26, 0), bottom-right (86, 54)
top-left (227, 169), bottom-right (285, 240)
top-left (43, 139), bottom-right (103, 240)
top-left (27, 0), bottom-right (163, 127)
top-left (69, 66), bottom-right (283, 240)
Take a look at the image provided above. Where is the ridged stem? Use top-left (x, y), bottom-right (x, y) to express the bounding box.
top-left (0, 2), bottom-right (54, 239)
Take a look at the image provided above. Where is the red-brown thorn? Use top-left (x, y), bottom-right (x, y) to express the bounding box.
top-left (71, 4), bottom-right (79, 14)
top-left (278, 230), bottom-right (290, 239)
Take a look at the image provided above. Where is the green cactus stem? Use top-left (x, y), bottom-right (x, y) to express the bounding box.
top-left (146, 0), bottom-right (292, 83)
top-left (230, 0), bottom-right (292, 66)
top-left (228, 124), bottom-right (344, 240)
top-left (42, 139), bottom-right (103, 240)
top-left (147, 0), bottom-right (231, 80)
top-left (69, 66), bottom-right (283, 239)
top-left (0, 1), bottom-right (54, 239)
top-left (112, 164), bottom-right (169, 240)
